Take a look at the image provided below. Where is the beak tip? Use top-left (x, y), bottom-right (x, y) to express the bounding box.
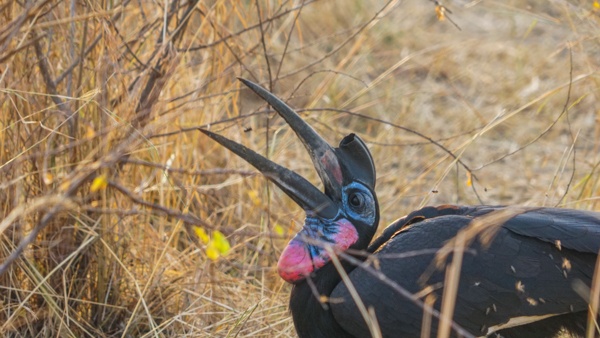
top-left (237, 77), bottom-right (254, 90)
top-left (198, 128), bottom-right (212, 137)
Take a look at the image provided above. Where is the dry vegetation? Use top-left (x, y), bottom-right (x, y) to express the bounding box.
top-left (1, 0), bottom-right (600, 337)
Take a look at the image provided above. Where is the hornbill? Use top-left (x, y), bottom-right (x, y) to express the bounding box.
top-left (200, 79), bottom-right (600, 338)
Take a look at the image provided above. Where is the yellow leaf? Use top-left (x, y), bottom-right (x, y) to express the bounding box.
top-left (206, 242), bottom-right (220, 261)
top-left (435, 5), bottom-right (446, 21)
top-left (59, 179), bottom-right (71, 192)
top-left (247, 190), bottom-right (261, 206)
top-left (594, 0), bottom-right (600, 9)
top-left (85, 125), bottom-right (96, 139)
top-left (274, 224), bottom-right (284, 236)
top-left (466, 172), bottom-right (472, 187)
top-left (90, 174), bottom-right (108, 192)
top-left (193, 226), bottom-right (210, 244)
top-left (43, 172), bottom-right (53, 185)
top-left (212, 230), bottom-right (231, 255)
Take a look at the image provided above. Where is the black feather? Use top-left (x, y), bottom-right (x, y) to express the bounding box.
top-left (325, 206), bottom-right (599, 338)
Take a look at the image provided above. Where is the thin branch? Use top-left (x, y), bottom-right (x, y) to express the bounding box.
top-left (180, 0), bottom-right (319, 52)
top-left (556, 46), bottom-right (576, 206)
top-left (255, 0), bottom-right (273, 90)
top-left (107, 179), bottom-right (212, 228)
top-left (121, 158), bottom-right (257, 177)
top-left (274, 0), bottom-right (305, 80)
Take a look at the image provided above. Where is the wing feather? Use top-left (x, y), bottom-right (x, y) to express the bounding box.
top-left (503, 208), bottom-right (600, 253)
top-left (331, 206), bottom-right (599, 337)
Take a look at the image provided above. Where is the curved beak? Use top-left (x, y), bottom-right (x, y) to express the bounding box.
top-left (238, 78), bottom-right (345, 201)
top-left (200, 78), bottom-right (376, 219)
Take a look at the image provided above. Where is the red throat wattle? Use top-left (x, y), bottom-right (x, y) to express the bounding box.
top-left (277, 219), bottom-right (358, 283)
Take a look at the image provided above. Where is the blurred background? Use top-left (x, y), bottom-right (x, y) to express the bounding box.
top-left (1, 0), bottom-right (599, 336)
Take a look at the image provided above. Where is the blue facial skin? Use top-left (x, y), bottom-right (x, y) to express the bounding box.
top-left (301, 217), bottom-right (338, 264)
top-left (298, 181), bottom-right (376, 266)
top-left (341, 182), bottom-right (376, 226)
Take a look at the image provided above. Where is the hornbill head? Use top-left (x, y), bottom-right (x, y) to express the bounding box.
top-left (200, 78), bottom-right (379, 283)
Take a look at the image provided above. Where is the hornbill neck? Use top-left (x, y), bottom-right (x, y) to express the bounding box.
top-left (290, 260), bottom-right (357, 338)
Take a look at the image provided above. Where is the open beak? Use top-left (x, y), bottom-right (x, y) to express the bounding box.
top-left (200, 78), bottom-right (375, 217)
top-left (200, 78), bottom-right (377, 282)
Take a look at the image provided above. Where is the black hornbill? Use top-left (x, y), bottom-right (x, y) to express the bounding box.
top-left (200, 79), bottom-right (600, 338)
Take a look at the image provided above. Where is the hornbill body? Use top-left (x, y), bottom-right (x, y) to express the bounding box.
top-left (201, 79), bottom-right (600, 338)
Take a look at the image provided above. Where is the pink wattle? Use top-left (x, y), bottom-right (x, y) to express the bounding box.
top-left (277, 219), bottom-right (358, 283)
top-left (335, 219), bottom-right (360, 248)
top-left (277, 240), bottom-right (325, 283)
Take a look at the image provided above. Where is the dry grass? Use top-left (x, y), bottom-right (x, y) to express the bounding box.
top-left (1, 0), bottom-right (599, 337)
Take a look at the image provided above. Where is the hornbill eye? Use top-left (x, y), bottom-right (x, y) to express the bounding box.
top-left (349, 192), bottom-right (364, 209)
top-left (342, 182), bottom-right (376, 225)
